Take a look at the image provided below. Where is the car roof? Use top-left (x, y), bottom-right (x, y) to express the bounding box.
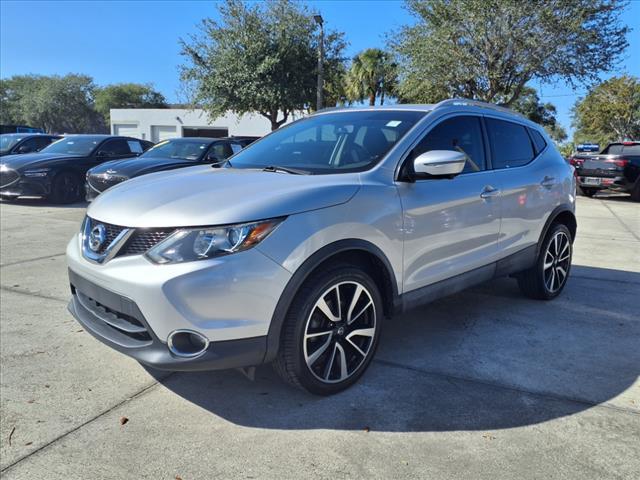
top-left (165, 137), bottom-right (244, 143)
top-left (0, 133), bottom-right (58, 138)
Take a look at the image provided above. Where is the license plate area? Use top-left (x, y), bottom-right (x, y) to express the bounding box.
top-left (583, 177), bottom-right (601, 185)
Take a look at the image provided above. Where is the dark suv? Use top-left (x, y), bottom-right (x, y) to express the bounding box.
top-left (572, 141), bottom-right (640, 201)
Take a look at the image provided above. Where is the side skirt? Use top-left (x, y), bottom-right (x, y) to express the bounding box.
top-left (399, 245), bottom-right (537, 313)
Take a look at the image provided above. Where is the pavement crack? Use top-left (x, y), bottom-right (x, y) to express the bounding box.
top-left (373, 358), bottom-right (640, 416)
top-left (0, 375), bottom-right (172, 475)
top-left (0, 285), bottom-right (68, 304)
top-left (1, 253), bottom-right (66, 268)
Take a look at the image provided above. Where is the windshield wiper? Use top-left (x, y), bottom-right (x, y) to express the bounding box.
top-left (262, 165), bottom-right (310, 175)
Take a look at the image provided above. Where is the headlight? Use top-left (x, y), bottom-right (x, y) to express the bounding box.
top-left (145, 218), bottom-right (284, 264)
top-left (0, 164), bottom-right (8, 172)
top-left (23, 168), bottom-right (51, 177)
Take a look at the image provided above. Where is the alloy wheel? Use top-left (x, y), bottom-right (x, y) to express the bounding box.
top-left (543, 231), bottom-right (571, 293)
top-left (303, 281), bottom-right (376, 384)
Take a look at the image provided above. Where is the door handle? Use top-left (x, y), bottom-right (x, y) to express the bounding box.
top-left (540, 175), bottom-right (555, 188)
top-left (480, 185), bottom-right (500, 199)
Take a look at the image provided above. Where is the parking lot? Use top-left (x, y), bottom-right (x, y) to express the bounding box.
top-left (0, 194), bottom-right (638, 479)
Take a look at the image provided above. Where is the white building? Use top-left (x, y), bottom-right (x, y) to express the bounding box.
top-left (109, 108), bottom-right (293, 142)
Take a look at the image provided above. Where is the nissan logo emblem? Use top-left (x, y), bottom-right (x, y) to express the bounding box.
top-left (89, 224), bottom-right (107, 252)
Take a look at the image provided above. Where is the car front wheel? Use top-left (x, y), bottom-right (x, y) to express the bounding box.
top-left (274, 263), bottom-right (383, 395)
top-left (49, 172), bottom-right (81, 204)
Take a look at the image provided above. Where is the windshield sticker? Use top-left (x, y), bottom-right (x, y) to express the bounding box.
top-left (127, 141), bottom-right (143, 153)
top-left (386, 120), bottom-right (402, 127)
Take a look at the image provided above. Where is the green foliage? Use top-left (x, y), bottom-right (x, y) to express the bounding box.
top-left (179, 0), bottom-right (347, 130)
top-left (393, 0), bottom-right (629, 106)
top-left (0, 74), bottom-right (103, 133)
top-left (345, 48), bottom-right (398, 106)
top-left (94, 83), bottom-right (167, 125)
top-left (510, 87), bottom-right (567, 143)
top-left (573, 75), bottom-right (640, 145)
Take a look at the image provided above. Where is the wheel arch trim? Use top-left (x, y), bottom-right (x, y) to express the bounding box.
top-left (263, 239), bottom-right (398, 363)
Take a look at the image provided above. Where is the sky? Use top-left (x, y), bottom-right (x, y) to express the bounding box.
top-left (1, 0), bottom-right (639, 137)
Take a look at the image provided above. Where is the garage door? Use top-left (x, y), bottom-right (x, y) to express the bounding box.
top-left (113, 124), bottom-right (140, 138)
top-left (151, 125), bottom-right (177, 143)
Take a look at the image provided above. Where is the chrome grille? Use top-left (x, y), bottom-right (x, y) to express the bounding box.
top-left (87, 218), bottom-right (126, 254)
top-left (120, 229), bottom-right (174, 256)
top-left (0, 168), bottom-right (20, 188)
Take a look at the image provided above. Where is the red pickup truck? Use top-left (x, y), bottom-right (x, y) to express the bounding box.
top-left (569, 141), bottom-right (640, 201)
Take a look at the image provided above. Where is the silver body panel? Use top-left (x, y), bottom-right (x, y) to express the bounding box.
top-left (66, 100), bottom-right (575, 359)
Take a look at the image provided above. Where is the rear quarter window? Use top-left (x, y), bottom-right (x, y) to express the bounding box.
top-left (486, 118), bottom-right (535, 169)
top-left (528, 128), bottom-right (547, 155)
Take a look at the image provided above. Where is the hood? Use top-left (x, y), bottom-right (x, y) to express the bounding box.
top-left (89, 156), bottom-right (193, 178)
top-left (0, 152), bottom-right (81, 170)
top-left (88, 166), bottom-right (360, 228)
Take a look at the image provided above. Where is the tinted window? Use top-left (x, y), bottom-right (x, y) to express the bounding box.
top-left (40, 136), bottom-right (102, 155)
top-left (142, 139), bottom-right (212, 161)
top-left (413, 116), bottom-right (486, 173)
top-left (528, 128), bottom-right (547, 155)
top-left (127, 140), bottom-right (144, 154)
top-left (623, 144), bottom-right (640, 155)
top-left (100, 139), bottom-right (131, 156)
top-left (486, 118), bottom-right (535, 169)
top-left (16, 138), bottom-right (42, 153)
top-left (230, 111), bottom-right (425, 174)
top-left (208, 142), bottom-right (233, 160)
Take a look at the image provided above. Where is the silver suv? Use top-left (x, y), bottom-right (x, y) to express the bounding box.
top-left (66, 100), bottom-right (577, 395)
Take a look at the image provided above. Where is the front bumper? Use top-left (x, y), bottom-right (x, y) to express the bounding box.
top-left (68, 271), bottom-right (266, 370)
top-left (0, 176), bottom-right (51, 197)
top-left (66, 233), bottom-right (292, 370)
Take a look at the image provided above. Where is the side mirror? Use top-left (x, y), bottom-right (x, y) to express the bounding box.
top-left (412, 150), bottom-right (466, 179)
top-left (96, 150), bottom-right (108, 158)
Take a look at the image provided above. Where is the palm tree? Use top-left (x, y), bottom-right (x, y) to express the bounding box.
top-left (346, 49), bottom-right (398, 106)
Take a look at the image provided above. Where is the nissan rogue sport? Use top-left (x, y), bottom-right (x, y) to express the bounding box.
top-left (66, 100), bottom-right (577, 395)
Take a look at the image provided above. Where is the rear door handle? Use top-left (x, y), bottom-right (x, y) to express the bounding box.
top-left (540, 175), bottom-right (555, 188)
top-left (480, 185), bottom-right (500, 199)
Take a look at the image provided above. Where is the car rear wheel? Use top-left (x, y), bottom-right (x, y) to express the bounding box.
top-left (274, 263), bottom-right (382, 395)
top-left (579, 187), bottom-right (598, 197)
top-left (49, 172), bottom-right (81, 204)
top-left (517, 223), bottom-right (572, 300)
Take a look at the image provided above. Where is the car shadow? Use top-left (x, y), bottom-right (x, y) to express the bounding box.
top-left (150, 265), bottom-right (640, 432)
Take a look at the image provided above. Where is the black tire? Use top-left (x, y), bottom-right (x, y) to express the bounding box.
top-left (517, 223), bottom-right (572, 300)
top-left (630, 181), bottom-right (640, 202)
top-left (273, 263), bottom-right (383, 395)
top-left (49, 172), bottom-right (81, 204)
top-left (579, 187), bottom-right (597, 197)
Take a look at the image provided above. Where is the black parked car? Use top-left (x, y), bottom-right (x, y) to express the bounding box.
top-left (85, 136), bottom-right (257, 200)
top-left (0, 133), bottom-right (62, 157)
top-left (0, 135), bottom-right (153, 203)
top-left (572, 141), bottom-right (640, 201)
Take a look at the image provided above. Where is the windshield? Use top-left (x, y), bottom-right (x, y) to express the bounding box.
top-left (141, 139), bottom-right (211, 161)
top-left (0, 135), bottom-right (24, 153)
top-left (229, 110), bottom-right (426, 174)
top-left (41, 137), bottom-right (101, 155)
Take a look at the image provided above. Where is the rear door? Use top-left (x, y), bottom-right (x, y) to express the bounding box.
top-left (486, 117), bottom-right (557, 258)
top-left (398, 115), bottom-right (501, 291)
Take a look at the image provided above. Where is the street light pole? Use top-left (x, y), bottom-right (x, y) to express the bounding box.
top-left (314, 14), bottom-right (324, 111)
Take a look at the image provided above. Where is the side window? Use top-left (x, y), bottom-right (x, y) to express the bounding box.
top-left (229, 142), bottom-right (243, 154)
top-left (16, 138), bottom-right (41, 153)
top-left (127, 140), bottom-right (144, 154)
top-left (413, 116), bottom-right (486, 173)
top-left (486, 118), bottom-right (535, 169)
top-left (100, 139), bottom-right (131, 156)
top-left (528, 128), bottom-right (547, 155)
top-left (208, 142), bottom-right (232, 159)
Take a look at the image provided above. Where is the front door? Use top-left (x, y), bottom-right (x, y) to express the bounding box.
top-left (397, 115), bottom-right (501, 293)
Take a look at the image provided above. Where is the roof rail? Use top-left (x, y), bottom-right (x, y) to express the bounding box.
top-left (433, 98), bottom-right (527, 119)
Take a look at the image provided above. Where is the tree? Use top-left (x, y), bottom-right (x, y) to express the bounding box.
top-left (573, 75), bottom-right (640, 145)
top-left (94, 83), bottom-right (167, 126)
top-left (393, 0), bottom-right (630, 106)
top-left (510, 87), bottom-right (567, 143)
top-left (345, 48), bottom-right (398, 106)
top-left (0, 74), bottom-right (103, 133)
top-left (180, 0), bottom-right (347, 131)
